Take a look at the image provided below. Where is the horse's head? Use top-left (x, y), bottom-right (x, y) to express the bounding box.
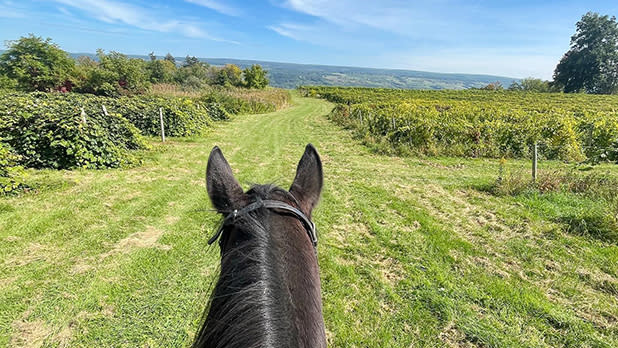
top-left (195, 144), bottom-right (326, 348)
top-left (206, 143), bottom-right (322, 253)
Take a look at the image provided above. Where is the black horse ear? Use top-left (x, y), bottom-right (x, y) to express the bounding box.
top-left (290, 144), bottom-right (323, 216)
top-left (206, 146), bottom-right (246, 212)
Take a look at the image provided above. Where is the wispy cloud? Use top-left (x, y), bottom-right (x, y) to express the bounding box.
top-left (280, 0), bottom-right (446, 36)
top-left (51, 0), bottom-right (227, 40)
top-left (184, 0), bottom-right (241, 17)
top-left (0, 1), bottom-right (26, 18)
top-left (268, 23), bottom-right (313, 41)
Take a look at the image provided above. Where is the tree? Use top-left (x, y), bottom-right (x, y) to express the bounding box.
top-left (75, 50), bottom-right (150, 96)
top-left (0, 34), bottom-right (75, 91)
top-left (146, 54), bottom-right (176, 83)
top-left (183, 55), bottom-right (201, 67)
top-left (164, 53), bottom-right (176, 64)
top-left (243, 64), bottom-right (269, 89)
top-left (175, 59), bottom-right (211, 87)
top-left (553, 12), bottom-right (618, 94)
top-left (508, 78), bottom-right (553, 92)
top-left (481, 81), bottom-right (503, 91)
top-left (215, 64), bottom-right (243, 87)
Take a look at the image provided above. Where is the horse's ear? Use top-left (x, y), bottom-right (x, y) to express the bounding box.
top-left (290, 144), bottom-right (323, 216)
top-left (206, 146), bottom-right (246, 212)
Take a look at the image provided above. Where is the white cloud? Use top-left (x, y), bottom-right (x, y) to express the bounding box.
top-left (281, 0), bottom-right (450, 37)
top-left (184, 0), bottom-right (241, 16)
top-left (51, 0), bottom-right (221, 40)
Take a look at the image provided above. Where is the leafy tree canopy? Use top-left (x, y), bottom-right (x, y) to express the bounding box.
top-left (554, 12), bottom-right (618, 94)
top-left (0, 34), bottom-right (75, 91)
top-left (243, 64), bottom-right (269, 89)
top-left (74, 49), bottom-right (150, 96)
top-left (508, 78), bottom-right (555, 93)
top-left (216, 64), bottom-right (243, 87)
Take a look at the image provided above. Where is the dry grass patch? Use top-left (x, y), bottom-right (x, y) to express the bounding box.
top-left (439, 322), bottom-right (479, 348)
top-left (10, 319), bottom-right (52, 348)
top-left (4, 242), bottom-right (54, 268)
top-left (100, 226), bottom-right (171, 260)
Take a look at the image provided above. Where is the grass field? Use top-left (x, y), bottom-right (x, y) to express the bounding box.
top-left (1, 94), bottom-right (617, 347)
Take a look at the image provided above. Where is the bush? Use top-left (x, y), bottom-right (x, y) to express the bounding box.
top-left (0, 142), bottom-right (26, 194)
top-left (105, 95), bottom-right (221, 136)
top-left (0, 92), bottom-right (147, 169)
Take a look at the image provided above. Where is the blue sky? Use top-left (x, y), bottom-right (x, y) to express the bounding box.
top-left (1, 0), bottom-right (617, 79)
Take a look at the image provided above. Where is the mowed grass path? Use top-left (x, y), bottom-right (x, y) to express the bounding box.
top-left (1, 94), bottom-right (617, 347)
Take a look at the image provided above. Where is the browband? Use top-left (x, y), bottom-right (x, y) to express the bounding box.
top-left (209, 198), bottom-right (318, 252)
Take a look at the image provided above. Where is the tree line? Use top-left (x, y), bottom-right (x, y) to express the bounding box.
top-left (0, 35), bottom-right (269, 96)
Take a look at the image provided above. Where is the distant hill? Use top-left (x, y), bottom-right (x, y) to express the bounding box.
top-left (3, 50), bottom-right (519, 89)
top-left (201, 58), bottom-right (520, 90)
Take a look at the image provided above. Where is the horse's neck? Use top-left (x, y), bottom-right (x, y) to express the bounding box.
top-left (198, 225), bottom-right (326, 348)
top-left (275, 227), bottom-right (327, 348)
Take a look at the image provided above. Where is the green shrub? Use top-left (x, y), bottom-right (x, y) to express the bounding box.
top-left (0, 141), bottom-right (26, 194)
top-left (0, 92), bottom-right (147, 169)
top-left (86, 95), bottom-right (220, 137)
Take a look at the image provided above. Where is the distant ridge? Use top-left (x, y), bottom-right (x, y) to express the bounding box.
top-left (3, 49), bottom-right (519, 90)
top-left (201, 58), bottom-right (520, 90)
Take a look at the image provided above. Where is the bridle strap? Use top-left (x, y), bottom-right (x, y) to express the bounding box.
top-left (208, 198), bottom-right (318, 252)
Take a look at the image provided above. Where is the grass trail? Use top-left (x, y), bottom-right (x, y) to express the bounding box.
top-left (1, 94), bottom-right (616, 347)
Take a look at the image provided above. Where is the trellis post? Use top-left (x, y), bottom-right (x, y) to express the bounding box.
top-left (80, 107), bottom-right (87, 124)
top-left (532, 142), bottom-right (538, 182)
top-left (159, 108), bottom-right (166, 142)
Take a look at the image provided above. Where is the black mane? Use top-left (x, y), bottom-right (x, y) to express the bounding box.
top-left (193, 184), bottom-right (301, 348)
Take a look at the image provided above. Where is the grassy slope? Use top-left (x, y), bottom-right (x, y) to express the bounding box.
top-left (0, 94), bottom-right (616, 347)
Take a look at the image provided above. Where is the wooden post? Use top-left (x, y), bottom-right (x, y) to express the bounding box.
top-left (359, 113), bottom-right (363, 125)
top-left (392, 117), bottom-right (396, 130)
top-left (80, 107), bottom-right (87, 124)
top-left (101, 105), bottom-right (108, 117)
top-left (159, 108), bottom-right (166, 142)
top-left (532, 142), bottom-right (538, 182)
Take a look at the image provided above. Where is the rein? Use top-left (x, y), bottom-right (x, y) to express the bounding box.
top-left (208, 197), bottom-right (318, 253)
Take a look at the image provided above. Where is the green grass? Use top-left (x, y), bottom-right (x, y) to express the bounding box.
top-left (1, 94), bottom-right (617, 347)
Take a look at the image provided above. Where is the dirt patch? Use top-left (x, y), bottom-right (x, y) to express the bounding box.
top-left (101, 226), bottom-right (171, 259)
top-left (10, 319), bottom-right (53, 348)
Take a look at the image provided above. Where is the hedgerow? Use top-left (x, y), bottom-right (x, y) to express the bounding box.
top-left (301, 86), bottom-right (618, 163)
top-left (82, 95), bottom-right (223, 136)
top-left (0, 92), bottom-right (147, 169)
top-left (0, 87), bottom-right (289, 173)
top-left (0, 141), bottom-right (26, 194)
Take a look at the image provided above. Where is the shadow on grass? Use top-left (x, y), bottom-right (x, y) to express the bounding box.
top-left (555, 214), bottom-right (618, 244)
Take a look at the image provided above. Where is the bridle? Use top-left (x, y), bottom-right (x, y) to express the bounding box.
top-left (208, 197), bottom-right (318, 253)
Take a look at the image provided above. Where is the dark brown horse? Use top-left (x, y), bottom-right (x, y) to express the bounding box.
top-left (193, 144), bottom-right (326, 348)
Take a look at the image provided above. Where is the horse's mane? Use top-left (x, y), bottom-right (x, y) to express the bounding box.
top-left (192, 184), bottom-right (300, 348)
